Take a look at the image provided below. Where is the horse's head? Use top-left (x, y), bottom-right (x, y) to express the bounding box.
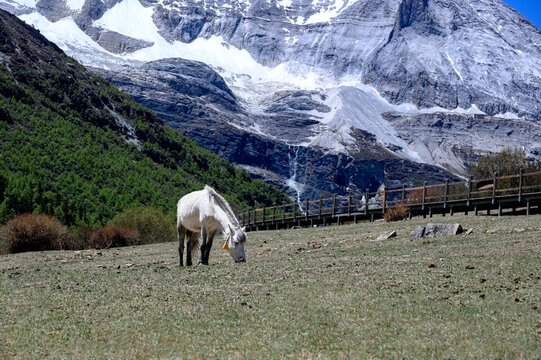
top-left (226, 224), bottom-right (246, 263)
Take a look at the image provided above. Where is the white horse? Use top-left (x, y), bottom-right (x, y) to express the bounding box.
top-left (176, 185), bottom-right (246, 266)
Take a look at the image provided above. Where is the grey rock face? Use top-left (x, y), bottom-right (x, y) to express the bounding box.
top-left (35, 0), bottom-right (70, 21)
top-left (264, 90), bottom-right (331, 114)
top-left (93, 30), bottom-right (154, 54)
top-left (362, 0), bottom-right (541, 119)
top-left (383, 112), bottom-right (541, 174)
top-left (96, 57), bottom-right (455, 199)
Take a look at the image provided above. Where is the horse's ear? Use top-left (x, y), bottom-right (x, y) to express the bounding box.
top-left (241, 226), bottom-right (246, 232)
top-left (228, 224), bottom-right (235, 234)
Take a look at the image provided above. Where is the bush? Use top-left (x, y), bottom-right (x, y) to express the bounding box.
top-left (0, 226), bottom-right (8, 254)
top-left (56, 226), bottom-right (93, 251)
top-left (2, 213), bottom-right (66, 253)
top-left (88, 226), bottom-right (139, 249)
top-left (107, 207), bottom-right (176, 245)
top-left (470, 148), bottom-right (529, 179)
top-left (384, 202), bottom-right (409, 222)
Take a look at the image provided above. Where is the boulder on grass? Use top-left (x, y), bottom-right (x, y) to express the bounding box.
top-left (424, 223), bottom-right (463, 238)
top-left (410, 225), bottom-right (426, 241)
top-left (376, 230), bottom-right (397, 241)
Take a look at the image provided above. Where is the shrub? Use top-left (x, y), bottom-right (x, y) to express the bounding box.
top-left (384, 202), bottom-right (409, 222)
top-left (56, 226), bottom-right (93, 251)
top-left (107, 207), bottom-right (176, 245)
top-left (470, 148), bottom-right (529, 179)
top-left (3, 213), bottom-right (66, 253)
top-left (88, 226), bottom-right (139, 249)
top-left (0, 225), bottom-right (8, 254)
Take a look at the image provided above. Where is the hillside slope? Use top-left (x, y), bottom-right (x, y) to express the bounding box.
top-left (0, 9), bottom-right (289, 226)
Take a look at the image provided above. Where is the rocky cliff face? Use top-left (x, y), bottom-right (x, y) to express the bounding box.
top-left (363, 0), bottom-right (541, 118)
top-left (95, 58), bottom-right (453, 200)
top-left (383, 112), bottom-right (541, 174)
top-left (3, 0), bottom-right (540, 199)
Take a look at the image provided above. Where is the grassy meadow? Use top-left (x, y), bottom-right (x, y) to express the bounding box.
top-left (1, 214), bottom-right (540, 359)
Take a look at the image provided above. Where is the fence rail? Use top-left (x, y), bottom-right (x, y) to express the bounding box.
top-left (239, 170), bottom-right (541, 231)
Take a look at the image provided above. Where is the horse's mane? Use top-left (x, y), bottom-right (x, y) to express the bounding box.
top-left (205, 185), bottom-right (240, 227)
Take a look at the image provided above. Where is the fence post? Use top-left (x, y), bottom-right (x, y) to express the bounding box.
top-left (272, 207), bottom-right (276, 223)
top-left (402, 184), bottom-right (406, 202)
top-left (382, 186), bottom-right (387, 214)
top-left (422, 182), bottom-right (427, 209)
top-left (518, 168), bottom-right (524, 202)
top-left (293, 202), bottom-right (297, 221)
top-left (254, 209), bottom-right (257, 224)
top-left (332, 194), bottom-right (337, 217)
top-left (491, 172), bottom-right (498, 204)
top-left (348, 193), bottom-right (352, 215)
top-left (305, 198), bottom-right (310, 220)
top-left (319, 197), bottom-right (323, 217)
top-left (262, 207), bottom-right (266, 224)
top-left (247, 211), bottom-right (250, 226)
top-left (444, 178), bottom-right (449, 209)
top-left (467, 176), bottom-right (472, 207)
top-left (365, 188), bottom-right (369, 215)
top-left (282, 205), bottom-right (286, 221)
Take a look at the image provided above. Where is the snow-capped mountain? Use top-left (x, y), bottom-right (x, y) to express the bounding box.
top-left (2, 0), bottom-right (541, 198)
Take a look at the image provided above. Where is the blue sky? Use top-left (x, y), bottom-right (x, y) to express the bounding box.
top-left (502, 0), bottom-right (541, 29)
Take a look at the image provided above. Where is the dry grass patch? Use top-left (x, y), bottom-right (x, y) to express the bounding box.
top-left (0, 214), bottom-right (540, 359)
top-left (384, 202), bottom-right (409, 222)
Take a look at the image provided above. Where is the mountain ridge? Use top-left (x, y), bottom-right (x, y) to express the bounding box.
top-left (2, 0), bottom-right (540, 199)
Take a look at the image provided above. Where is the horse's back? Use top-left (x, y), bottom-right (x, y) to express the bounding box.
top-left (177, 188), bottom-right (213, 231)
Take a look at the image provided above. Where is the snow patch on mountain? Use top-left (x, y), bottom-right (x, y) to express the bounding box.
top-left (276, 0), bottom-right (292, 9)
top-left (304, 0), bottom-right (356, 24)
top-left (20, 12), bottom-right (106, 54)
top-left (445, 51), bottom-right (463, 81)
top-left (127, 36), bottom-right (270, 79)
top-left (66, 0), bottom-right (84, 11)
top-left (495, 112), bottom-right (520, 120)
top-left (94, 0), bottom-right (157, 42)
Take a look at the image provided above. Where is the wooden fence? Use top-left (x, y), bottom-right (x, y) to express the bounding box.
top-left (239, 170), bottom-right (541, 231)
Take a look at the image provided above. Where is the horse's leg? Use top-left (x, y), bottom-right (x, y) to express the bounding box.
top-left (186, 230), bottom-right (198, 266)
top-left (203, 230), bottom-right (217, 265)
top-left (198, 226), bottom-right (208, 265)
top-left (177, 223), bottom-right (186, 267)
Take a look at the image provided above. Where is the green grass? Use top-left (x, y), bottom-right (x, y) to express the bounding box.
top-left (1, 214), bottom-right (540, 359)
